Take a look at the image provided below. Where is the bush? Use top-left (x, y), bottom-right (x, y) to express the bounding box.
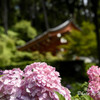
top-left (32, 51), bottom-right (45, 61)
top-left (12, 51), bottom-right (33, 62)
top-left (0, 55), bottom-right (11, 67)
top-left (63, 22), bottom-right (97, 60)
top-left (13, 20), bottom-right (37, 42)
top-left (0, 34), bottom-right (15, 51)
top-left (0, 26), bottom-right (5, 34)
top-left (0, 34), bottom-right (15, 67)
top-left (0, 25), bottom-right (39, 69)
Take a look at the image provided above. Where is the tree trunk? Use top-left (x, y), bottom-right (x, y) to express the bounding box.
top-left (3, 0), bottom-right (8, 34)
top-left (91, 0), bottom-right (100, 65)
top-left (40, 0), bottom-right (49, 30)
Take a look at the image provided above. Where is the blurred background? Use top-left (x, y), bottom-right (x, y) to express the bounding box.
top-left (0, 0), bottom-right (100, 96)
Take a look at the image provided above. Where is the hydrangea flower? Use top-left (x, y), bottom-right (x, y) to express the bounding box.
top-left (87, 66), bottom-right (100, 100)
top-left (16, 62), bottom-right (71, 100)
top-left (0, 70), bottom-right (3, 75)
top-left (0, 68), bottom-right (23, 100)
top-left (0, 62), bottom-right (71, 100)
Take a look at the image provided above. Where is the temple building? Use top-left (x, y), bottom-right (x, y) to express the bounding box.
top-left (17, 19), bottom-right (80, 55)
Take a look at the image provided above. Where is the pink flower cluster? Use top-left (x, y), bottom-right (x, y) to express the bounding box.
top-left (0, 68), bottom-right (23, 100)
top-left (87, 65), bottom-right (100, 100)
top-left (0, 62), bottom-right (71, 100)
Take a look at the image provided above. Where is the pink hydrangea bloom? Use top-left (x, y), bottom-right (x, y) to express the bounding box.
top-left (0, 68), bottom-right (23, 100)
top-left (87, 66), bottom-right (100, 100)
top-left (16, 62), bottom-right (71, 100)
top-left (0, 62), bottom-right (71, 100)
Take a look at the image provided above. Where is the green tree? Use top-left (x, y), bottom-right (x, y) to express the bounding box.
top-left (12, 20), bottom-right (37, 42)
top-left (0, 33), bottom-right (15, 66)
top-left (62, 22), bottom-right (97, 60)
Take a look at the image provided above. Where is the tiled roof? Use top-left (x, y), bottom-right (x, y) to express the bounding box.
top-left (17, 19), bottom-right (80, 50)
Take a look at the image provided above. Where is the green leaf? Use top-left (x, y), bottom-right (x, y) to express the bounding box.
top-left (55, 91), bottom-right (65, 100)
top-left (71, 97), bottom-right (79, 100)
top-left (0, 75), bottom-right (4, 77)
top-left (80, 95), bottom-right (93, 100)
top-left (71, 95), bottom-right (80, 100)
top-left (71, 95), bottom-right (93, 100)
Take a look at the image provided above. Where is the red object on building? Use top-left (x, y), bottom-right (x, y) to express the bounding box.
top-left (17, 19), bottom-right (80, 55)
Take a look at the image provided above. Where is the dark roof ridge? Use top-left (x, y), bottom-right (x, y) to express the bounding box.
top-left (47, 19), bottom-right (73, 32)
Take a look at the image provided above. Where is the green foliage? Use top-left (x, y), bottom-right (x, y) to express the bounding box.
top-left (84, 63), bottom-right (96, 77)
top-left (13, 20), bottom-right (37, 42)
top-left (81, 95), bottom-right (93, 100)
top-left (0, 30), bottom-right (60, 68)
top-left (16, 40), bottom-right (26, 46)
top-left (0, 55), bottom-right (11, 67)
top-left (0, 26), bottom-right (5, 34)
top-left (12, 51), bottom-right (33, 62)
top-left (32, 51), bottom-right (45, 62)
top-left (55, 91), bottom-right (65, 100)
top-left (0, 29), bottom-right (61, 69)
top-left (55, 91), bottom-right (93, 100)
top-left (0, 26), bottom-right (36, 68)
top-left (63, 22), bottom-right (97, 60)
top-left (11, 51), bottom-right (46, 63)
top-left (71, 95), bottom-right (93, 100)
top-left (70, 82), bottom-right (92, 100)
top-left (71, 82), bottom-right (88, 96)
top-left (0, 26), bottom-right (26, 46)
top-left (0, 34), bottom-right (15, 50)
top-left (85, 63), bottom-right (96, 71)
top-left (0, 75), bottom-right (4, 77)
top-left (45, 52), bottom-right (61, 61)
top-left (8, 30), bottom-right (18, 38)
top-left (0, 33), bottom-right (16, 67)
top-left (8, 29), bottom-right (26, 46)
